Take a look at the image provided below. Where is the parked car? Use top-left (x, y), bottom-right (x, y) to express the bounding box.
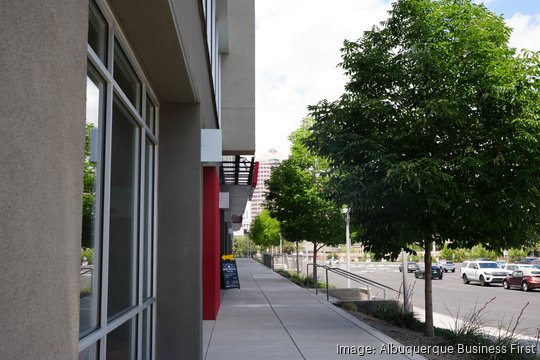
top-left (461, 260), bottom-right (510, 286)
top-left (399, 261), bottom-right (420, 273)
top-left (502, 269), bottom-right (540, 291)
top-left (504, 263), bottom-right (536, 272)
top-left (415, 265), bottom-right (443, 279)
top-left (437, 261), bottom-right (456, 272)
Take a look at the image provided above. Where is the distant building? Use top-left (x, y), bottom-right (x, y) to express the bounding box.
top-left (246, 148), bottom-right (288, 228)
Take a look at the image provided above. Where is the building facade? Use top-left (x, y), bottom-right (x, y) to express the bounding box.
top-left (248, 149), bottom-right (287, 225)
top-left (0, 0), bottom-right (255, 359)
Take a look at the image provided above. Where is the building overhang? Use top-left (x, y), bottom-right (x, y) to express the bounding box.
top-left (107, 0), bottom-right (198, 103)
top-left (219, 155), bottom-right (258, 229)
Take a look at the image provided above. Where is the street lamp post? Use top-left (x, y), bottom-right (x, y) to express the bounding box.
top-left (342, 208), bottom-right (351, 288)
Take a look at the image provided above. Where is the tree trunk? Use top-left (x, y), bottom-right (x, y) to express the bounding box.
top-left (296, 242), bottom-right (300, 275)
top-left (313, 242), bottom-right (318, 288)
top-left (424, 243), bottom-right (435, 337)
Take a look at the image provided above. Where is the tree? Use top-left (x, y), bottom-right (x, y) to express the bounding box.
top-left (308, 0), bottom-right (540, 336)
top-left (249, 209), bottom-right (281, 249)
top-left (233, 235), bottom-right (259, 257)
top-left (82, 123), bottom-right (96, 249)
top-left (265, 118), bottom-right (345, 280)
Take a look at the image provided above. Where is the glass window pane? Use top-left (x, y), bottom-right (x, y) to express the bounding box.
top-left (107, 96), bottom-right (139, 320)
top-left (107, 319), bottom-right (136, 360)
top-left (143, 140), bottom-right (154, 299)
top-left (145, 97), bottom-right (155, 133)
top-left (114, 41), bottom-right (141, 113)
top-left (88, 0), bottom-right (107, 65)
top-left (141, 308), bottom-right (152, 360)
top-left (78, 342), bottom-right (99, 360)
top-left (80, 70), bottom-right (104, 336)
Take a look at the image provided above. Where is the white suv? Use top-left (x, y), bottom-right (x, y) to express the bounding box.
top-left (461, 261), bottom-right (510, 286)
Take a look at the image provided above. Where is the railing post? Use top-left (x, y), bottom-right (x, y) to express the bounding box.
top-left (306, 264), bottom-right (310, 290)
top-left (315, 265), bottom-right (318, 295)
top-left (326, 268), bottom-right (329, 302)
top-left (367, 285), bottom-right (370, 300)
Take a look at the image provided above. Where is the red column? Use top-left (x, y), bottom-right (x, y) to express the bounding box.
top-left (202, 167), bottom-right (220, 320)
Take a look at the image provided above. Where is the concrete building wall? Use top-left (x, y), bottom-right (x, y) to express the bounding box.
top-left (0, 1), bottom-right (88, 359)
top-left (221, 0), bottom-right (256, 154)
top-left (108, 0), bottom-right (217, 129)
top-left (0, 0), bottom-right (254, 358)
top-left (157, 103), bottom-right (203, 359)
top-left (168, 0), bottom-right (220, 129)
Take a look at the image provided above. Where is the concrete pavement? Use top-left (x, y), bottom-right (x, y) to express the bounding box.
top-left (203, 258), bottom-right (426, 360)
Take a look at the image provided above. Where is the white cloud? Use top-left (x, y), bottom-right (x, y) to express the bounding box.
top-left (255, 0), bottom-right (391, 155)
top-left (506, 13), bottom-right (540, 51)
top-left (255, 1), bottom-right (540, 156)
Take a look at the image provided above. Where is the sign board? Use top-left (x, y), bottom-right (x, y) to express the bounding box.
top-left (221, 259), bottom-right (240, 289)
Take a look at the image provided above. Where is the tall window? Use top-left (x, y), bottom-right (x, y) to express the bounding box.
top-left (80, 1), bottom-right (157, 359)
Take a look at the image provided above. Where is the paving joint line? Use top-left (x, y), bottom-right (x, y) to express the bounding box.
top-left (246, 264), bottom-right (307, 360)
top-left (203, 319), bottom-right (217, 360)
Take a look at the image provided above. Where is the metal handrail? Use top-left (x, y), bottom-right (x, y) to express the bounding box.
top-left (306, 263), bottom-right (398, 302)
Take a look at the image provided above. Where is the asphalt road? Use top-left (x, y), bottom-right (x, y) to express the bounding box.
top-left (321, 263), bottom-right (540, 338)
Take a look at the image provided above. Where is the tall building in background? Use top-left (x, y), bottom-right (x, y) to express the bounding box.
top-left (247, 148), bottom-right (288, 225)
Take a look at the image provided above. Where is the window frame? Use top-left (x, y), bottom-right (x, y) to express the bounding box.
top-left (80, 1), bottom-right (159, 359)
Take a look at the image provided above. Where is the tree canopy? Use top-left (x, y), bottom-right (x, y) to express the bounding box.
top-left (307, 0), bottom-right (540, 336)
top-left (82, 123), bottom-right (96, 249)
top-left (309, 0), bottom-right (540, 258)
top-left (249, 209), bottom-right (281, 249)
top-left (265, 118), bottom-right (345, 251)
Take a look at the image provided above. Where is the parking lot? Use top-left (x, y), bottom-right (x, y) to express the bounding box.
top-left (321, 262), bottom-right (540, 339)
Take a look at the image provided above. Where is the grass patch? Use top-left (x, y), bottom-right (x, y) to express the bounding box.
top-left (276, 270), bottom-right (333, 289)
top-left (343, 298), bottom-right (539, 360)
top-left (445, 299), bottom-right (539, 360)
top-left (345, 301), bottom-right (424, 331)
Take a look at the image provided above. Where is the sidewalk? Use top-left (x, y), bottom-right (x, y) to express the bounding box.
top-left (203, 258), bottom-right (426, 360)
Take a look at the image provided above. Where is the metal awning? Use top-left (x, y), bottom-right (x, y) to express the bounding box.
top-left (220, 155), bottom-right (258, 225)
top-left (220, 155), bottom-right (256, 186)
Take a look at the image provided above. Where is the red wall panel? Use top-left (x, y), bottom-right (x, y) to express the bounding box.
top-left (202, 167), bottom-right (220, 320)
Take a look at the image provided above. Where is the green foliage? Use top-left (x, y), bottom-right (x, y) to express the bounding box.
top-left (507, 247), bottom-right (535, 262)
top-left (446, 299), bottom-right (538, 360)
top-left (249, 209), bottom-right (281, 248)
top-left (82, 123), bottom-right (97, 249)
top-left (276, 270), bottom-right (332, 289)
top-left (439, 243), bottom-right (535, 262)
top-left (281, 240), bottom-right (296, 254)
top-left (265, 118), bottom-right (345, 249)
top-left (341, 302), bottom-right (358, 312)
top-left (326, 253), bottom-right (339, 260)
top-left (80, 287), bottom-right (93, 298)
top-left (361, 301), bottom-right (423, 330)
top-left (81, 247), bottom-right (94, 265)
top-left (439, 245), bottom-right (469, 262)
top-left (308, 0), bottom-right (540, 337)
top-left (233, 235), bottom-right (259, 257)
top-left (308, 0), bottom-right (540, 259)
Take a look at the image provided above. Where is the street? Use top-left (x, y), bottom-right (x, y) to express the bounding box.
top-left (320, 263), bottom-right (540, 339)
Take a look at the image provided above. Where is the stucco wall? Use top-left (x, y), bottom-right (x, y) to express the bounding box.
top-left (0, 1), bottom-right (88, 359)
top-left (221, 0), bottom-right (256, 155)
top-left (157, 103), bottom-right (203, 359)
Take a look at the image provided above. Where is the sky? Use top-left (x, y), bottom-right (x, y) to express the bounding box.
top-left (255, 0), bottom-right (540, 157)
